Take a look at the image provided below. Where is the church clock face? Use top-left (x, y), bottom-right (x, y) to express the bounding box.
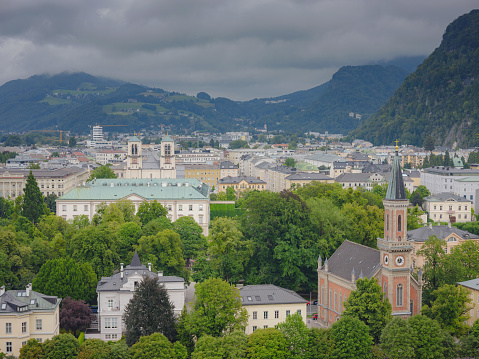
top-left (395, 256), bottom-right (405, 266)
top-left (383, 254), bottom-right (389, 266)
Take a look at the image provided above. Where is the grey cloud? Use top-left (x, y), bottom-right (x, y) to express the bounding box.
top-left (0, 0), bottom-right (477, 100)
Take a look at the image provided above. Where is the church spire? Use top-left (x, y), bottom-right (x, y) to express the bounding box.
top-left (385, 140), bottom-right (406, 200)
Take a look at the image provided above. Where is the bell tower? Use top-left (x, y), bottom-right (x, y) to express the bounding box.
top-left (126, 136), bottom-right (142, 179)
top-left (160, 134), bottom-right (176, 178)
top-left (377, 141), bottom-right (420, 317)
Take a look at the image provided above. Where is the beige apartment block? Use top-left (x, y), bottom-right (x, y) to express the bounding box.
top-left (0, 167), bottom-right (88, 199)
top-left (457, 278), bottom-right (479, 327)
top-left (0, 284), bottom-right (61, 357)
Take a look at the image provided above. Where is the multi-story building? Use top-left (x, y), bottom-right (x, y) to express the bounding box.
top-left (317, 147), bottom-right (423, 326)
top-left (457, 278), bottom-right (479, 327)
top-left (423, 193), bottom-right (473, 223)
top-left (217, 176), bottom-right (267, 193)
top-left (184, 161), bottom-right (238, 190)
top-left (86, 252), bottom-right (185, 342)
top-left (335, 172), bottom-right (387, 191)
top-left (95, 150), bottom-right (127, 165)
top-left (0, 284), bottom-right (61, 357)
top-left (421, 167), bottom-right (479, 202)
top-left (0, 167), bottom-right (89, 199)
top-left (175, 150), bottom-right (221, 165)
top-left (239, 285), bottom-right (307, 335)
top-left (408, 223), bottom-right (479, 268)
top-left (56, 178), bottom-right (210, 235)
top-left (284, 173), bottom-right (334, 189)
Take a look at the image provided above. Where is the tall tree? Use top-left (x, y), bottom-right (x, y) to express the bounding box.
top-left (22, 170), bottom-right (46, 224)
top-left (342, 277), bottom-right (392, 343)
top-left (380, 317), bottom-right (415, 359)
top-left (423, 136), bottom-right (435, 152)
top-left (183, 278), bottom-right (248, 341)
top-left (329, 316), bottom-right (373, 359)
top-left (408, 315), bottom-right (445, 359)
top-left (417, 236), bottom-right (447, 305)
top-left (123, 275), bottom-right (177, 346)
top-left (136, 200), bottom-right (167, 226)
top-left (172, 216), bottom-right (206, 266)
top-left (276, 312), bottom-right (311, 358)
top-left (422, 284), bottom-right (473, 337)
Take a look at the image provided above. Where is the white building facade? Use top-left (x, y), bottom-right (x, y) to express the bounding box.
top-left (56, 178), bottom-right (210, 235)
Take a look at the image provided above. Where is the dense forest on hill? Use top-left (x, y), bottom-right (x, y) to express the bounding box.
top-left (350, 9), bottom-right (479, 148)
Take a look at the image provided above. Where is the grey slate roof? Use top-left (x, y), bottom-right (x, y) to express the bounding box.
top-left (0, 167), bottom-right (86, 178)
top-left (239, 285), bottom-right (307, 306)
top-left (385, 150), bottom-right (406, 200)
top-left (424, 192), bottom-right (472, 203)
top-left (326, 240), bottom-right (381, 280)
top-left (218, 176), bottom-right (266, 184)
top-left (335, 173), bottom-right (374, 182)
top-left (220, 161), bottom-right (237, 169)
top-left (142, 152), bottom-right (162, 170)
top-left (285, 173), bottom-right (333, 181)
top-left (407, 225), bottom-right (479, 242)
top-left (0, 289), bottom-right (60, 314)
top-left (97, 254), bottom-right (184, 292)
top-left (458, 278), bottom-right (479, 291)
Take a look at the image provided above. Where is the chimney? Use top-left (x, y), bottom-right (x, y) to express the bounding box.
top-left (351, 268), bottom-right (356, 282)
top-left (0, 286), bottom-right (5, 296)
top-left (324, 258), bottom-right (329, 272)
top-left (158, 271), bottom-right (163, 277)
top-left (148, 263), bottom-right (152, 272)
top-left (26, 283), bottom-right (32, 297)
top-left (448, 223), bottom-right (451, 229)
top-left (120, 263), bottom-right (124, 279)
top-left (429, 223), bottom-right (432, 229)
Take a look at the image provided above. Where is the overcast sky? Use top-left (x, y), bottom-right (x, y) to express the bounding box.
top-left (0, 0), bottom-right (477, 101)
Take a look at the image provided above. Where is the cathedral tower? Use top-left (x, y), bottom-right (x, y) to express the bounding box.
top-left (126, 136), bottom-right (142, 179)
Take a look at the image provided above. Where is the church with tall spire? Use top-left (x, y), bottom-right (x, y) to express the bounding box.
top-left (317, 142), bottom-right (422, 326)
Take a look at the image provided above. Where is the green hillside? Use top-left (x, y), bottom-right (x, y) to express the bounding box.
top-left (350, 10), bottom-right (479, 147)
top-left (0, 59), bottom-right (419, 135)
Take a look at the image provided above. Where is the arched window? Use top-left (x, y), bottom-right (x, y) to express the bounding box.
top-left (339, 294), bottom-right (343, 313)
top-left (329, 290), bottom-right (332, 309)
top-left (396, 284), bottom-right (403, 307)
top-left (386, 214), bottom-right (389, 231)
top-left (383, 282), bottom-right (387, 300)
top-left (334, 291), bottom-right (337, 311)
top-left (398, 215), bottom-right (402, 232)
top-left (410, 300), bottom-right (414, 315)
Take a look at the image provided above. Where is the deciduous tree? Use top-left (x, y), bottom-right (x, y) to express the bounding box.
top-left (380, 317), bottom-right (415, 359)
top-left (77, 339), bottom-right (111, 359)
top-left (343, 277), bottom-right (392, 343)
top-left (136, 200), bottom-right (168, 226)
top-left (88, 165), bottom-right (117, 181)
top-left (60, 297), bottom-right (92, 336)
top-left (276, 312), bottom-right (310, 358)
top-left (329, 316), bottom-right (373, 359)
top-left (247, 328), bottom-right (290, 359)
top-left (129, 333), bottom-right (187, 359)
top-left (43, 333), bottom-right (80, 359)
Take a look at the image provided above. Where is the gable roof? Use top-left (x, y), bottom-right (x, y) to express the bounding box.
top-left (239, 284), bottom-right (307, 306)
top-left (407, 225), bottom-right (479, 242)
top-left (0, 289), bottom-right (60, 314)
top-left (458, 278), bottom-right (479, 291)
top-left (326, 240), bottom-right (380, 280)
top-left (424, 192), bottom-right (472, 203)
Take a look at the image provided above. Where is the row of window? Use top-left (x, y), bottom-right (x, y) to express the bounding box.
top-left (104, 318), bottom-right (118, 329)
top-left (433, 205), bottom-right (468, 211)
top-left (433, 213), bottom-right (468, 219)
top-left (252, 309), bottom-right (301, 320)
top-left (64, 204), bottom-right (204, 213)
top-left (320, 287), bottom-right (347, 314)
top-left (5, 320), bottom-right (42, 334)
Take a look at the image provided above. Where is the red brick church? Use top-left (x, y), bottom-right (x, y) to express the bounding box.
top-left (317, 145), bottom-right (423, 326)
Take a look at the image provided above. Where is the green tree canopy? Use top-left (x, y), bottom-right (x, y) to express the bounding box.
top-left (172, 216), bottom-right (206, 266)
top-left (276, 312), bottom-right (310, 358)
top-left (247, 328), bottom-right (291, 359)
top-left (343, 277), bottom-right (392, 343)
top-left (129, 332), bottom-right (187, 359)
top-left (229, 140), bottom-right (249, 149)
top-left (43, 333), bottom-right (80, 359)
top-left (77, 339), bottom-right (111, 359)
top-left (19, 338), bottom-right (44, 359)
top-left (124, 275), bottom-right (177, 346)
top-left (181, 278), bottom-right (248, 341)
top-left (284, 158), bottom-right (296, 167)
top-left (422, 284), bottom-right (473, 337)
top-left (136, 200), bottom-right (168, 226)
top-left (88, 165), bottom-right (117, 181)
top-left (191, 331), bottom-right (248, 359)
top-left (380, 317), bottom-right (416, 359)
top-left (329, 316), bottom-right (373, 359)
top-left (32, 258), bottom-right (97, 303)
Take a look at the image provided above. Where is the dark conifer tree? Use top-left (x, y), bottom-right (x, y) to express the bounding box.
top-left (22, 170), bottom-right (45, 224)
top-left (124, 275), bottom-right (176, 346)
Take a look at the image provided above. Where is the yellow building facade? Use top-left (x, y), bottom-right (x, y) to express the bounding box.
top-left (457, 278), bottom-right (479, 327)
top-left (0, 284), bottom-right (61, 357)
top-left (217, 176), bottom-right (266, 193)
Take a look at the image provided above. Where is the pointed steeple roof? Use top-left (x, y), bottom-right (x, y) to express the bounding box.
top-left (129, 136), bottom-right (141, 142)
top-left (162, 134), bottom-right (174, 142)
top-left (385, 142), bottom-right (406, 200)
top-left (129, 251), bottom-right (143, 267)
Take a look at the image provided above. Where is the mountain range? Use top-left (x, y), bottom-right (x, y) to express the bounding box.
top-left (0, 59), bottom-right (420, 136)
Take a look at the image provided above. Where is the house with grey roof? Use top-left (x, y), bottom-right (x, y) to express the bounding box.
top-left (56, 178), bottom-right (210, 235)
top-left (408, 223), bottom-right (479, 268)
top-left (239, 284), bottom-right (308, 334)
top-left (457, 278), bottom-right (479, 327)
top-left (0, 284), bottom-right (61, 357)
top-left (335, 172), bottom-right (386, 191)
top-left (423, 192), bottom-right (473, 223)
top-left (85, 252), bottom-right (185, 342)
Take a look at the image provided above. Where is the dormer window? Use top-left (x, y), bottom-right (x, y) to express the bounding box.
top-left (1, 304), bottom-right (6, 310)
top-left (30, 299), bottom-right (35, 305)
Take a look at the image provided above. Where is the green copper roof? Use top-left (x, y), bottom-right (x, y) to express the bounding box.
top-left (162, 135), bottom-right (174, 142)
top-left (129, 136), bottom-right (141, 142)
top-left (385, 150), bottom-right (406, 200)
top-left (58, 178), bottom-right (209, 201)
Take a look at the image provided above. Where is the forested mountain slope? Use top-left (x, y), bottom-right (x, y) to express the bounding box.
top-left (350, 10), bottom-right (479, 147)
